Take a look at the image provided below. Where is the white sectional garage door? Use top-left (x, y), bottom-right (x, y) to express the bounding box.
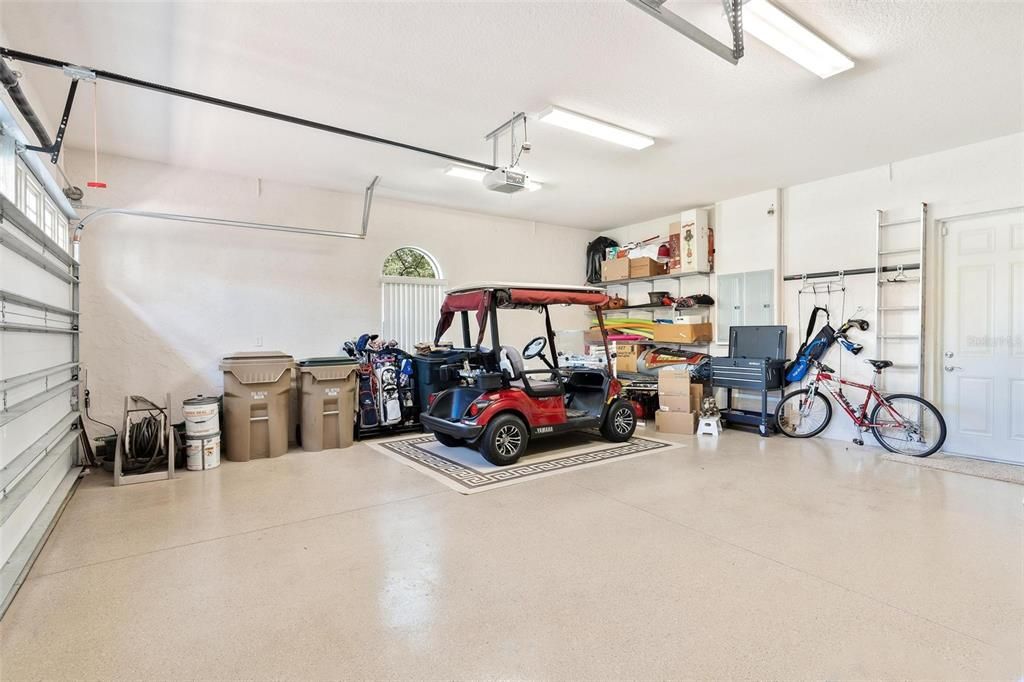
top-left (0, 127), bottom-right (81, 614)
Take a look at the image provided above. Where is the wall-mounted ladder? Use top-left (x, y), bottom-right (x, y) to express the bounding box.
top-left (874, 203), bottom-right (927, 394)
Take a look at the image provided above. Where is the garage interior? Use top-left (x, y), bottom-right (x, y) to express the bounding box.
top-left (1, 1), bottom-right (1022, 679)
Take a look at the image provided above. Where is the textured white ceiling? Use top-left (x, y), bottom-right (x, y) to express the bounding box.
top-left (2, 1), bottom-right (1022, 229)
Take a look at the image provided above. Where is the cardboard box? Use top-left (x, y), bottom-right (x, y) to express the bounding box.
top-left (584, 328), bottom-right (606, 345)
top-left (658, 369), bottom-right (704, 411)
top-left (601, 257), bottom-right (630, 282)
top-left (656, 410), bottom-right (698, 435)
top-left (679, 208), bottom-right (712, 273)
top-left (658, 368), bottom-right (691, 394)
top-left (615, 344), bottom-right (638, 373)
top-left (658, 386), bottom-right (705, 413)
top-left (629, 256), bottom-right (668, 278)
top-left (652, 322), bottom-right (714, 344)
top-left (657, 393), bottom-right (691, 412)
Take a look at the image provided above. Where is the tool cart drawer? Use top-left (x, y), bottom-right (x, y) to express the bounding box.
top-left (711, 357), bottom-right (786, 390)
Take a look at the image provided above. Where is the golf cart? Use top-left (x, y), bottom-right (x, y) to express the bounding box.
top-left (420, 282), bottom-right (637, 465)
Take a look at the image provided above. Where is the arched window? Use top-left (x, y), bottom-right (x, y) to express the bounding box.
top-left (381, 247), bottom-right (442, 279)
top-left (380, 247), bottom-right (446, 351)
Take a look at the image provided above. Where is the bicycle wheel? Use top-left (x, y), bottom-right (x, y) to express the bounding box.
top-left (869, 394), bottom-right (946, 457)
top-left (775, 388), bottom-right (832, 438)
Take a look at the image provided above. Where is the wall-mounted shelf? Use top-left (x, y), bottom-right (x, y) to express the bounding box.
top-left (596, 271), bottom-right (712, 287)
top-left (627, 340), bottom-right (709, 347)
top-left (606, 303), bottom-right (712, 313)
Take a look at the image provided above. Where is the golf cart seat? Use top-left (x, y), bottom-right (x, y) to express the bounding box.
top-left (500, 346), bottom-right (563, 397)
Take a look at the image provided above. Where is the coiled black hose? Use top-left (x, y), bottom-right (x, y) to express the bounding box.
top-left (98, 398), bottom-right (168, 473)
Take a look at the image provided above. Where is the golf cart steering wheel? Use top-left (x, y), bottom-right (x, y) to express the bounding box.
top-left (522, 336), bottom-right (547, 360)
top-left (523, 336), bottom-right (559, 379)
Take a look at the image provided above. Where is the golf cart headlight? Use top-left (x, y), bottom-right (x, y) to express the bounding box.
top-left (467, 399), bottom-right (493, 418)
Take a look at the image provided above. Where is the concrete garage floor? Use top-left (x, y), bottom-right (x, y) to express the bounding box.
top-left (2, 428), bottom-right (1021, 679)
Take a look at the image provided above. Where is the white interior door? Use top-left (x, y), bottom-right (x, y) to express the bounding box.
top-left (940, 208), bottom-right (1024, 463)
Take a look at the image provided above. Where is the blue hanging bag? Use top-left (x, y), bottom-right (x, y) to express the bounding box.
top-left (785, 306), bottom-right (835, 384)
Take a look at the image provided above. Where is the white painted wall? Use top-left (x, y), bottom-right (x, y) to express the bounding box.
top-left (64, 149), bottom-right (593, 427)
top-left (605, 133), bottom-right (1024, 446)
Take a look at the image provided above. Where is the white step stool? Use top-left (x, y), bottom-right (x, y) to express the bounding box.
top-left (697, 416), bottom-right (723, 437)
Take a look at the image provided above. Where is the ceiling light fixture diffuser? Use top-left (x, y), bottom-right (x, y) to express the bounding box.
top-left (444, 165), bottom-right (486, 181)
top-left (444, 165), bottom-right (542, 191)
top-left (742, 0), bottom-right (854, 79)
top-left (536, 106), bottom-right (655, 150)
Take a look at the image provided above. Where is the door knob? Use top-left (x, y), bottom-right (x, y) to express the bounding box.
top-left (943, 351), bottom-right (954, 359)
top-left (943, 365), bottom-right (962, 372)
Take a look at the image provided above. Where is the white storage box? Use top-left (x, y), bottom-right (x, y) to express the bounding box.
top-left (675, 311), bottom-right (709, 324)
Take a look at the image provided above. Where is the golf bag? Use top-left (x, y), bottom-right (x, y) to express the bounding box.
top-left (344, 333), bottom-right (420, 436)
top-left (785, 306), bottom-right (836, 384)
top-left (373, 359), bottom-right (402, 425)
top-left (357, 369), bottom-right (379, 428)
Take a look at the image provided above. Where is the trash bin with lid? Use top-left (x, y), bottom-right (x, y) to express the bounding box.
top-left (298, 357), bottom-right (359, 452)
top-left (411, 349), bottom-right (467, 413)
top-left (220, 351), bottom-right (295, 461)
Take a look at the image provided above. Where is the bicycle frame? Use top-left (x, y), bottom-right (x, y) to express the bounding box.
top-left (781, 360), bottom-right (943, 456)
top-left (804, 366), bottom-right (904, 429)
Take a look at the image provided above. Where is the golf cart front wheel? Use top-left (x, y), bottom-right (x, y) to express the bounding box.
top-left (433, 432), bottom-right (464, 448)
top-left (480, 413), bottom-right (529, 466)
top-left (601, 400), bottom-right (637, 442)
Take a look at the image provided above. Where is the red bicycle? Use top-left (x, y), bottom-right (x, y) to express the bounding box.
top-left (775, 358), bottom-right (947, 457)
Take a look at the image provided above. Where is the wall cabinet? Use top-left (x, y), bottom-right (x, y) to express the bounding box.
top-left (716, 270), bottom-right (774, 343)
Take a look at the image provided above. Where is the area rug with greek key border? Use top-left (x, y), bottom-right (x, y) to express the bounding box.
top-left (368, 430), bottom-right (683, 494)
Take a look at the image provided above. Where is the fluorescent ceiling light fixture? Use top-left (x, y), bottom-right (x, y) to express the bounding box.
top-left (742, 0), bottom-right (854, 79)
top-left (444, 165), bottom-right (543, 191)
top-left (444, 165), bottom-right (487, 181)
top-left (536, 106), bottom-right (654, 150)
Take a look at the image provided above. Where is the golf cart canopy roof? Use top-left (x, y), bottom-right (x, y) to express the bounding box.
top-left (434, 282), bottom-right (609, 344)
top-left (446, 282), bottom-right (606, 297)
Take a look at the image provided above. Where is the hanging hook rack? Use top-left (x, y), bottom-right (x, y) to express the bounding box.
top-left (784, 263), bottom-right (920, 282)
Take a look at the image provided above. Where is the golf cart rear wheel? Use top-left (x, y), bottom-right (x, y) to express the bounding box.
top-left (480, 413), bottom-right (529, 466)
top-left (433, 432), bottom-right (464, 448)
top-left (601, 400), bottom-right (637, 442)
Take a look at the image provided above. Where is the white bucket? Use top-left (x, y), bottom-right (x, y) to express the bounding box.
top-left (185, 431), bottom-right (221, 471)
top-left (183, 396), bottom-right (219, 436)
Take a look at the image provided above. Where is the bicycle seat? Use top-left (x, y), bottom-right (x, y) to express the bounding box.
top-left (865, 359), bottom-right (893, 371)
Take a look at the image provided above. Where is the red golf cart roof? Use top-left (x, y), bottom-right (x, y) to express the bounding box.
top-left (434, 282), bottom-right (609, 344)
top-left (444, 282), bottom-right (608, 307)
top-left (446, 281), bottom-right (605, 295)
